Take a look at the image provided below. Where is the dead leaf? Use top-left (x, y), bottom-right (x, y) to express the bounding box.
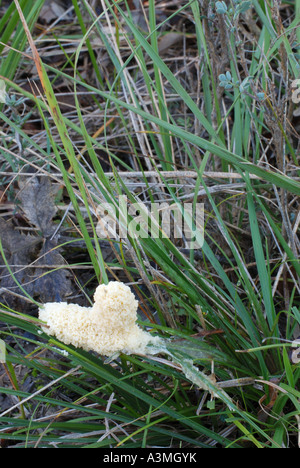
top-left (0, 218), bottom-right (39, 258)
top-left (0, 176), bottom-right (73, 309)
top-left (17, 175), bottom-right (59, 236)
top-left (256, 378), bottom-right (285, 422)
top-left (39, 0), bottom-right (71, 24)
top-left (0, 218), bottom-right (39, 309)
top-left (33, 238), bottom-right (72, 302)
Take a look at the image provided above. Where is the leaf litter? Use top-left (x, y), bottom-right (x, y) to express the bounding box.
top-left (0, 174), bottom-right (72, 311)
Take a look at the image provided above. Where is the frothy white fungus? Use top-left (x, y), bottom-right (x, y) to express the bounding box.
top-left (39, 281), bottom-right (161, 356)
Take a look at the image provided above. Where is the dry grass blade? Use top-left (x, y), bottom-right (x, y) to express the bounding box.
top-left (0, 365), bottom-right (81, 419)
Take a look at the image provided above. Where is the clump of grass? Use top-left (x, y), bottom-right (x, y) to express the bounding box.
top-left (0, 0), bottom-right (299, 448)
